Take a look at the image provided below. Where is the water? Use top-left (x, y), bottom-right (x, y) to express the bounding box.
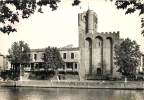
top-left (0, 87), bottom-right (144, 100)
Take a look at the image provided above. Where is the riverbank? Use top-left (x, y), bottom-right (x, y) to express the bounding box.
top-left (1, 80), bottom-right (144, 90)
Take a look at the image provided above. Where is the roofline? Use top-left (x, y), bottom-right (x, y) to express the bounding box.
top-left (31, 47), bottom-right (80, 52)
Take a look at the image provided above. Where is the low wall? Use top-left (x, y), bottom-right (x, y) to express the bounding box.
top-left (1, 80), bottom-right (144, 89)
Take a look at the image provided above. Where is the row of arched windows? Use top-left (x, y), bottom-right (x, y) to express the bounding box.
top-left (85, 36), bottom-right (113, 74)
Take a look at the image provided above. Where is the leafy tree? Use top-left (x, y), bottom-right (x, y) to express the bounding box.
top-left (42, 46), bottom-right (64, 76)
top-left (114, 38), bottom-right (141, 76)
top-left (114, 0), bottom-right (144, 15)
top-left (8, 40), bottom-right (30, 79)
top-left (0, 0), bottom-right (144, 35)
top-left (0, 0), bottom-right (80, 34)
top-left (113, 0), bottom-right (144, 35)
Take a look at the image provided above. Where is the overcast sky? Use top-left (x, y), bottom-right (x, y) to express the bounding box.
top-left (0, 0), bottom-right (144, 55)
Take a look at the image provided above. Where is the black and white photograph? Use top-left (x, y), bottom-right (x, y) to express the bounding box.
top-left (0, 0), bottom-right (144, 100)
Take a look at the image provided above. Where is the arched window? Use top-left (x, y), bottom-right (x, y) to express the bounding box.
top-left (105, 37), bottom-right (113, 74)
top-left (86, 37), bottom-right (92, 74)
top-left (95, 36), bottom-right (103, 74)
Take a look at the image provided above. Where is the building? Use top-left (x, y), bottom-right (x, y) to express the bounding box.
top-left (6, 9), bottom-right (144, 80)
top-left (78, 9), bottom-right (120, 79)
top-left (141, 54), bottom-right (144, 72)
top-left (0, 53), bottom-right (5, 70)
top-left (59, 47), bottom-right (80, 73)
top-left (0, 52), bottom-right (8, 70)
top-left (28, 46), bottom-right (80, 73)
top-left (137, 54), bottom-right (144, 73)
top-left (26, 9), bottom-right (121, 80)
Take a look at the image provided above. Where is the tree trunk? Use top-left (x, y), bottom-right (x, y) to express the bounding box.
top-left (55, 69), bottom-right (59, 81)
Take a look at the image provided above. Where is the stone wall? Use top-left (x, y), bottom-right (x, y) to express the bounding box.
top-left (79, 9), bottom-right (120, 80)
top-left (1, 80), bottom-right (144, 89)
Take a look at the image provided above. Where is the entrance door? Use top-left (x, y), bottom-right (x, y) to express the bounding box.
top-left (97, 68), bottom-right (102, 75)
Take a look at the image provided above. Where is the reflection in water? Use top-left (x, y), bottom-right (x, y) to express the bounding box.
top-left (0, 87), bottom-right (144, 100)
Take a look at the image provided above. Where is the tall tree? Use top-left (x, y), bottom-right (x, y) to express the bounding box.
top-left (114, 38), bottom-right (141, 76)
top-left (8, 40), bottom-right (30, 70)
top-left (43, 46), bottom-right (64, 76)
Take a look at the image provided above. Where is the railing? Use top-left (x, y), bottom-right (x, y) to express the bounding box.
top-left (25, 68), bottom-right (78, 73)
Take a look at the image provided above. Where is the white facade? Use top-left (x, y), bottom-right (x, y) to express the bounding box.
top-left (0, 53), bottom-right (9, 70)
top-left (29, 47), bottom-right (80, 72)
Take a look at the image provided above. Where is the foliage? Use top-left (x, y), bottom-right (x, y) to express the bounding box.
top-left (113, 0), bottom-right (144, 35)
top-left (8, 40), bottom-right (30, 65)
top-left (7, 41), bottom-right (30, 80)
top-left (114, 0), bottom-right (144, 15)
top-left (0, 0), bottom-right (80, 34)
top-left (42, 46), bottom-right (64, 71)
top-left (29, 71), bottom-right (55, 80)
top-left (0, 0), bottom-right (144, 35)
top-left (0, 70), bottom-right (19, 80)
top-left (114, 38), bottom-right (141, 76)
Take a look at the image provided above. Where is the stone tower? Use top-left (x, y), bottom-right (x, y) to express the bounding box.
top-left (78, 9), bottom-right (120, 80)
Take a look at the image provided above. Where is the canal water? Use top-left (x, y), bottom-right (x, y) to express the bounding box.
top-left (0, 87), bottom-right (144, 100)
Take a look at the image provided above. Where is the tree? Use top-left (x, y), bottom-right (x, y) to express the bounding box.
top-left (0, 0), bottom-right (144, 35)
top-left (42, 46), bottom-right (64, 77)
top-left (113, 0), bottom-right (144, 35)
top-left (0, 0), bottom-right (80, 34)
top-left (8, 40), bottom-right (30, 79)
top-left (114, 38), bottom-right (141, 76)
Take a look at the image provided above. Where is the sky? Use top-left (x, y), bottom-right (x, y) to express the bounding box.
top-left (0, 0), bottom-right (144, 55)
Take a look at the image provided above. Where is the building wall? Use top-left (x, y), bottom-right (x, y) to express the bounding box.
top-left (60, 48), bottom-right (80, 63)
top-left (0, 55), bottom-right (4, 70)
top-left (29, 48), bottom-right (80, 72)
top-left (30, 49), bottom-right (44, 63)
top-left (0, 54), bottom-right (9, 70)
top-left (78, 10), bottom-right (120, 80)
top-left (137, 54), bottom-right (144, 73)
top-left (59, 48), bottom-right (80, 72)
